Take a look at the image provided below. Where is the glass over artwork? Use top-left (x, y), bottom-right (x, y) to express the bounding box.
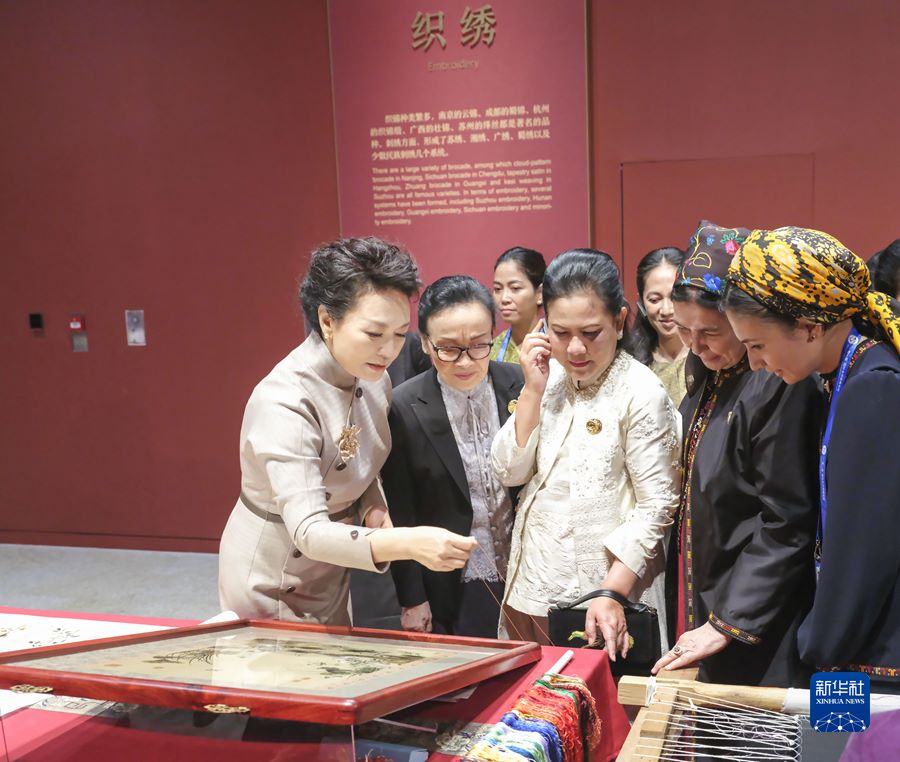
top-left (10, 626), bottom-right (501, 699)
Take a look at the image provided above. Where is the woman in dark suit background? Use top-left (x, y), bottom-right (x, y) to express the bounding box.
top-left (382, 276), bottom-right (524, 638)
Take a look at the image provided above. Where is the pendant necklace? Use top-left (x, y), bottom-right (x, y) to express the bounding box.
top-left (337, 381), bottom-right (361, 464)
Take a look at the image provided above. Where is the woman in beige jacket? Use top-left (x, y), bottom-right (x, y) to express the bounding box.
top-left (219, 238), bottom-right (475, 624)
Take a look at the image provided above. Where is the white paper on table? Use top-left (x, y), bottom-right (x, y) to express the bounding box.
top-left (0, 612), bottom-right (171, 718)
top-left (0, 611), bottom-right (241, 718)
top-left (200, 610), bottom-right (240, 625)
top-left (0, 691), bottom-right (44, 716)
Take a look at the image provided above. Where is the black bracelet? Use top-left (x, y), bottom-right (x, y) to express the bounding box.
top-left (593, 589), bottom-right (631, 608)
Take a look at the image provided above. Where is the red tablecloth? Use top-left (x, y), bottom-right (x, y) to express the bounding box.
top-left (0, 609), bottom-right (629, 761)
top-left (415, 645), bottom-right (629, 761)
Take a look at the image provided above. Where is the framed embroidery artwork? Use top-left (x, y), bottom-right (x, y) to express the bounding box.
top-left (0, 620), bottom-right (539, 724)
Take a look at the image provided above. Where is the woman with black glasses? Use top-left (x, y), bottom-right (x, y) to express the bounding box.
top-left (381, 276), bottom-right (524, 637)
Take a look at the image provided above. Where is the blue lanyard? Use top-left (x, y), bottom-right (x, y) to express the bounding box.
top-left (816, 326), bottom-right (861, 575)
top-left (498, 328), bottom-right (513, 360)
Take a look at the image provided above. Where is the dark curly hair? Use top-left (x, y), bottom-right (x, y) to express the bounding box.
top-left (299, 237), bottom-right (421, 337)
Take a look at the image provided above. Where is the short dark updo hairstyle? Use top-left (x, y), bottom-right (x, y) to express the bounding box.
top-left (542, 248), bottom-right (631, 350)
top-left (494, 246), bottom-right (547, 289)
top-left (418, 275), bottom-right (495, 334)
top-left (299, 237), bottom-right (421, 337)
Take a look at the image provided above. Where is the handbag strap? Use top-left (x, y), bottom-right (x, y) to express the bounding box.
top-left (557, 588), bottom-right (652, 613)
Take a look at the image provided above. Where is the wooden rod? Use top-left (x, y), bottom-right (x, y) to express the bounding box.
top-left (618, 675), bottom-right (789, 712)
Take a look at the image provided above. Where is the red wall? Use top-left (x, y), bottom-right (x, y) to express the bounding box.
top-left (0, 1), bottom-right (340, 550)
top-left (3, 1), bottom-right (899, 551)
top-left (590, 0), bottom-right (900, 292)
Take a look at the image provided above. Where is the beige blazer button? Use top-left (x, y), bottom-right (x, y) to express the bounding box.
top-left (350, 530), bottom-right (359, 540)
top-left (292, 549), bottom-right (302, 558)
top-left (285, 586), bottom-right (296, 594)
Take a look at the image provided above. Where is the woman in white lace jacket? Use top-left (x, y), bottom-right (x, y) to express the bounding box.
top-left (491, 248), bottom-right (681, 661)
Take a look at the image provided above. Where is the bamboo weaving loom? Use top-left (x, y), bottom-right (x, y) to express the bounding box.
top-left (616, 674), bottom-right (900, 761)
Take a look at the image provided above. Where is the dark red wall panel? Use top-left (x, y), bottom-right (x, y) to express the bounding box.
top-left (621, 155), bottom-right (815, 302)
top-left (591, 0), bottom-right (900, 269)
top-left (0, 1), bottom-right (340, 549)
top-left (3, 0), bottom-right (900, 551)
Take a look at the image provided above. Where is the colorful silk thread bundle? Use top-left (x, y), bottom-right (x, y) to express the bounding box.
top-left (465, 673), bottom-right (601, 762)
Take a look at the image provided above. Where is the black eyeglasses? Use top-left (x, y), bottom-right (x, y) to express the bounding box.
top-left (429, 341), bottom-right (493, 362)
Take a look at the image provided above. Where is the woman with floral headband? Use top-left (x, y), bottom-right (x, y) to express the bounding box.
top-left (652, 221), bottom-right (823, 688)
top-left (723, 226), bottom-right (900, 695)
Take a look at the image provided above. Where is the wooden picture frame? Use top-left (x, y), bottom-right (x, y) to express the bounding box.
top-left (0, 619), bottom-right (539, 724)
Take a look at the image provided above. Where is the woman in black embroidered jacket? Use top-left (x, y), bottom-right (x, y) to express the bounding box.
top-left (653, 222), bottom-right (823, 688)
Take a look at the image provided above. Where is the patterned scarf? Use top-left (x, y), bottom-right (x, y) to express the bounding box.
top-left (728, 226), bottom-right (900, 353)
top-left (676, 221), bottom-right (751, 297)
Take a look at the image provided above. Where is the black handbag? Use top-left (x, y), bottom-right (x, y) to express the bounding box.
top-left (547, 589), bottom-right (661, 677)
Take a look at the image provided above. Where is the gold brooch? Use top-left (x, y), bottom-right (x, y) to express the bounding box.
top-left (507, 399), bottom-right (518, 414)
top-left (586, 419), bottom-right (602, 435)
top-left (338, 423), bottom-right (361, 463)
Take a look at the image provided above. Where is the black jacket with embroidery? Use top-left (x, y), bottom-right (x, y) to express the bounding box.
top-left (666, 356), bottom-right (823, 687)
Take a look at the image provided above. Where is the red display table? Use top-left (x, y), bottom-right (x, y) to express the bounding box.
top-left (0, 608), bottom-right (629, 761)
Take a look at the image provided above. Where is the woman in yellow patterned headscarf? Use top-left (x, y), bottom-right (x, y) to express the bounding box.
top-left (725, 226), bottom-right (899, 353)
top-left (723, 226), bottom-right (900, 697)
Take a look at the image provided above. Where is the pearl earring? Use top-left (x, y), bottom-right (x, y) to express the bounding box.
top-left (617, 330), bottom-right (624, 340)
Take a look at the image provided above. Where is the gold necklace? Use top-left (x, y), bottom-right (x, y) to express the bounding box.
top-left (337, 381), bottom-right (361, 464)
top-left (566, 350), bottom-right (619, 398)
